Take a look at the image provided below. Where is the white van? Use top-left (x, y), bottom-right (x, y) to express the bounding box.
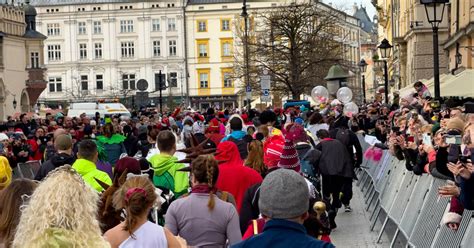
top-left (67, 102), bottom-right (131, 118)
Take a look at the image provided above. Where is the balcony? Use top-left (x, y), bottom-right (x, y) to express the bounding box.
top-left (26, 68), bottom-right (46, 84)
top-left (25, 68), bottom-right (47, 105)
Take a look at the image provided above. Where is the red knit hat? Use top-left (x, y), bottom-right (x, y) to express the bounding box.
top-left (277, 139), bottom-right (301, 172)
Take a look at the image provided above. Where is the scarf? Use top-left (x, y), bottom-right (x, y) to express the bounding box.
top-left (191, 184), bottom-right (214, 194)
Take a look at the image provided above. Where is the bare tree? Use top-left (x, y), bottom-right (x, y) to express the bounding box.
top-left (234, 2), bottom-right (349, 99)
top-left (63, 77), bottom-right (91, 101)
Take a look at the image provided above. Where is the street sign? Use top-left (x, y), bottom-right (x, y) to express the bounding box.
top-left (260, 75), bottom-right (271, 90)
top-left (246, 85), bottom-right (252, 92)
top-left (261, 89), bottom-right (271, 102)
top-left (137, 79), bottom-right (148, 91)
top-left (261, 95), bottom-right (271, 102)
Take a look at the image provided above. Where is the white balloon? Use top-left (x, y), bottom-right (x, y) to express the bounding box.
top-left (343, 102), bottom-right (359, 116)
top-left (311, 86), bottom-right (329, 104)
top-left (337, 87), bottom-right (353, 104)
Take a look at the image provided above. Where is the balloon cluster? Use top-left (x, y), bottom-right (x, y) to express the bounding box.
top-left (311, 86), bottom-right (359, 117)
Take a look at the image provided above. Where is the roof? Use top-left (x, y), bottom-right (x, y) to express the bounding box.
top-left (187, 0), bottom-right (241, 4)
top-left (24, 29), bottom-right (47, 39)
top-left (353, 5), bottom-right (375, 34)
top-left (29, 0), bottom-right (155, 6)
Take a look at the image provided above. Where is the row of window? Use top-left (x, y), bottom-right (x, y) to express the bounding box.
top-left (197, 39), bottom-right (233, 59)
top-left (48, 73), bottom-right (178, 93)
top-left (47, 3), bottom-right (178, 14)
top-left (46, 18), bottom-right (177, 36)
top-left (197, 19), bottom-right (230, 32)
top-left (47, 40), bottom-right (178, 61)
top-left (198, 69), bottom-right (233, 89)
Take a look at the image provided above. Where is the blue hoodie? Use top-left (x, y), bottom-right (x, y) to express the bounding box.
top-left (222, 130), bottom-right (247, 142)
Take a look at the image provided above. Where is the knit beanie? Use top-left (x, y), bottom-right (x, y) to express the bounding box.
top-left (284, 123), bottom-right (308, 143)
top-left (277, 139), bottom-right (301, 172)
top-left (447, 118), bottom-right (465, 134)
top-left (0, 133), bottom-right (8, 142)
top-left (115, 157), bottom-right (141, 176)
top-left (259, 169), bottom-right (309, 219)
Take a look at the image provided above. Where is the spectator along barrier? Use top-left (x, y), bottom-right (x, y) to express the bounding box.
top-left (356, 136), bottom-right (474, 248)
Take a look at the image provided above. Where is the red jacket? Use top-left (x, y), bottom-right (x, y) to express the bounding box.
top-left (27, 138), bottom-right (42, 161)
top-left (215, 141), bottom-right (262, 213)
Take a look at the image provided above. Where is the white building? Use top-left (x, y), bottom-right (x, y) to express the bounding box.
top-left (32, 0), bottom-right (187, 108)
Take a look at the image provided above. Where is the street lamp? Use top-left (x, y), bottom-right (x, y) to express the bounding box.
top-left (13, 97), bottom-right (17, 110)
top-left (420, 0), bottom-right (448, 99)
top-left (455, 51), bottom-right (462, 66)
top-left (358, 59), bottom-right (368, 103)
top-left (324, 64), bottom-right (350, 97)
top-left (241, 0), bottom-right (251, 110)
top-left (377, 38), bottom-right (392, 104)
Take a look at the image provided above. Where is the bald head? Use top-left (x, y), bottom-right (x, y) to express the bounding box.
top-left (53, 128), bottom-right (67, 140)
top-left (54, 134), bottom-right (72, 151)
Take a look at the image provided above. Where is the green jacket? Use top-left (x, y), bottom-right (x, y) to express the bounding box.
top-left (149, 153), bottom-right (189, 198)
top-left (72, 159), bottom-right (112, 192)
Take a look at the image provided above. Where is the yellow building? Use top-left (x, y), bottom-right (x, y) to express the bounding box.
top-left (185, 0), bottom-right (282, 110)
top-left (0, 3), bottom-right (47, 120)
top-left (186, 0), bottom-right (366, 109)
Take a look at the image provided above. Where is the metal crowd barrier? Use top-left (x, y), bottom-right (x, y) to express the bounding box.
top-left (357, 136), bottom-right (474, 248)
top-left (12, 160), bottom-right (41, 180)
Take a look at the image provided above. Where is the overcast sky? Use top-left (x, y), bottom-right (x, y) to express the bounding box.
top-left (322, 0), bottom-right (376, 21)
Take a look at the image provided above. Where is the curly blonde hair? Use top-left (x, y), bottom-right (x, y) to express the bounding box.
top-left (12, 166), bottom-right (110, 248)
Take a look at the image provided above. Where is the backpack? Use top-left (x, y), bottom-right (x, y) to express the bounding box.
top-left (300, 149), bottom-right (319, 189)
top-left (335, 128), bottom-right (351, 147)
top-left (228, 136), bottom-right (250, 160)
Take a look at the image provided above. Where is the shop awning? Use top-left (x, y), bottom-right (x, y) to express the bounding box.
top-left (398, 69), bottom-right (474, 98)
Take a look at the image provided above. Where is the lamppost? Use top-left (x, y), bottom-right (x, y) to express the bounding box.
top-left (241, 0), bottom-right (250, 110)
top-left (157, 70), bottom-right (167, 115)
top-left (358, 59), bottom-right (368, 103)
top-left (377, 38), bottom-right (392, 104)
top-left (420, 0), bottom-right (448, 99)
top-left (324, 64), bottom-right (350, 98)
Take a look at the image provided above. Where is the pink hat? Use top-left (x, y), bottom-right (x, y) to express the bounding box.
top-left (277, 139), bottom-right (301, 172)
top-left (284, 123), bottom-right (308, 143)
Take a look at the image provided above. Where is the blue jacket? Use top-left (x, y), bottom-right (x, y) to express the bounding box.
top-left (231, 219), bottom-right (334, 248)
top-left (222, 130), bottom-right (247, 142)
